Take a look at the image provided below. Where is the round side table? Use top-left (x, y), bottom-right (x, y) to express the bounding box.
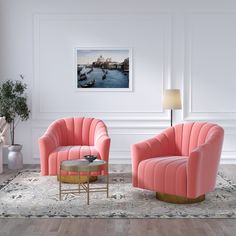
top-left (59, 159), bottom-right (108, 205)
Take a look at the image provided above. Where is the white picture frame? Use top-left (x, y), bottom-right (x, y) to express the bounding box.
top-left (75, 47), bottom-right (132, 92)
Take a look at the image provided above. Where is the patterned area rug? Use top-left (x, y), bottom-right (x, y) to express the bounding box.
top-left (0, 170), bottom-right (235, 218)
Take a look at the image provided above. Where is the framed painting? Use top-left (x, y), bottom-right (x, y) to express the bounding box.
top-left (75, 48), bottom-right (132, 91)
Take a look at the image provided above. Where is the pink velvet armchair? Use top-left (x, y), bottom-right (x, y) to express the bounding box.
top-left (131, 122), bottom-right (224, 203)
top-left (38, 117), bottom-right (110, 180)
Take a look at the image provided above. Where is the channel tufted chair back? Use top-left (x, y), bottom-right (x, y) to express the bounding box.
top-left (131, 122), bottom-right (224, 201)
top-left (39, 117), bottom-right (110, 176)
top-left (158, 122), bottom-right (224, 157)
top-left (45, 117), bottom-right (107, 146)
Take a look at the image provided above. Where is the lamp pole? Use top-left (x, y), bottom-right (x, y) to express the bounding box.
top-left (170, 109), bottom-right (173, 127)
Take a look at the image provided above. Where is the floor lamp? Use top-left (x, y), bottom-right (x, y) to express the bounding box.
top-left (162, 89), bottom-right (182, 127)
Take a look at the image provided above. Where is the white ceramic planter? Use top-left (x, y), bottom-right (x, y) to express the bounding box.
top-left (8, 144), bottom-right (23, 170)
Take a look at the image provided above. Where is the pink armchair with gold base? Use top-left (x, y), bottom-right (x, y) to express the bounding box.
top-left (131, 122), bottom-right (224, 203)
top-left (38, 117), bottom-right (110, 183)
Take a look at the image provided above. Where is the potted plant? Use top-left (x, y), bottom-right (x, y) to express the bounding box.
top-left (0, 77), bottom-right (30, 169)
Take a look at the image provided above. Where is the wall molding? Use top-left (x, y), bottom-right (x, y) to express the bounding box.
top-left (33, 13), bottom-right (172, 120)
top-left (183, 12), bottom-right (236, 121)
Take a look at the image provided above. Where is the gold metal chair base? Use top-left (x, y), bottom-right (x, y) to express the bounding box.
top-left (57, 175), bottom-right (97, 184)
top-left (156, 192), bottom-right (205, 204)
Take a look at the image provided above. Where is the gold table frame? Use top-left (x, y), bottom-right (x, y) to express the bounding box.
top-left (59, 159), bottom-right (109, 205)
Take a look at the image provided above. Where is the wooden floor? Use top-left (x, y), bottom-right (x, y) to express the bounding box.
top-left (0, 218), bottom-right (236, 236)
top-left (0, 164), bottom-right (235, 236)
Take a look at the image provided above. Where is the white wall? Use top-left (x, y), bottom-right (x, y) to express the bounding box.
top-left (0, 0), bottom-right (236, 164)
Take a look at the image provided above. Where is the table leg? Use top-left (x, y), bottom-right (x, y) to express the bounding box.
top-left (106, 164), bottom-right (109, 198)
top-left (87, 172), bottom-right (90, 205)
top-left (78, 172), bottom-right (80, 193)
top-left (59, 167), bottom-right (61, 201)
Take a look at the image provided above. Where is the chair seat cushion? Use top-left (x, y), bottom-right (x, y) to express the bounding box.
top-left (48, 146), bottom-right (100, 175)
top-left (138, 156), bottom-right (188, 196)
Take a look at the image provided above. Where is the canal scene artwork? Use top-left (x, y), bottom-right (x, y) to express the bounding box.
top-left (76, 48), bottom-right (131, 91)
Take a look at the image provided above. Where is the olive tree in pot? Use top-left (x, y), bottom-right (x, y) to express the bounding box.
top-left (0, 78), bottom-right (30, 169)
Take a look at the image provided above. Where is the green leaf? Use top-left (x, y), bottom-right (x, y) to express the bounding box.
top-left (0, 79), bottom-right (30, 144)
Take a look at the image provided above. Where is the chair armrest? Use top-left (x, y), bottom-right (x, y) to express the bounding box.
top-left (95, 134), bottom-right (111, 162)
top-left (131, 132), bottom-right (174, 187)
top-left (93, 121), bottom-right (111, 162)
top-left (38, 134), bottom-right (58, 175)
top-left (187, 134), bottom-right (223, 198)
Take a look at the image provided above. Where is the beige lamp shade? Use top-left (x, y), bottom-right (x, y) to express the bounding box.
top-left (162, 89), bottom-right (182, 109)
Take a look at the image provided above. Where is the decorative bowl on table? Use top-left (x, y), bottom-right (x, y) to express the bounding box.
top-left (84, 155), bottom-right (97, 163)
